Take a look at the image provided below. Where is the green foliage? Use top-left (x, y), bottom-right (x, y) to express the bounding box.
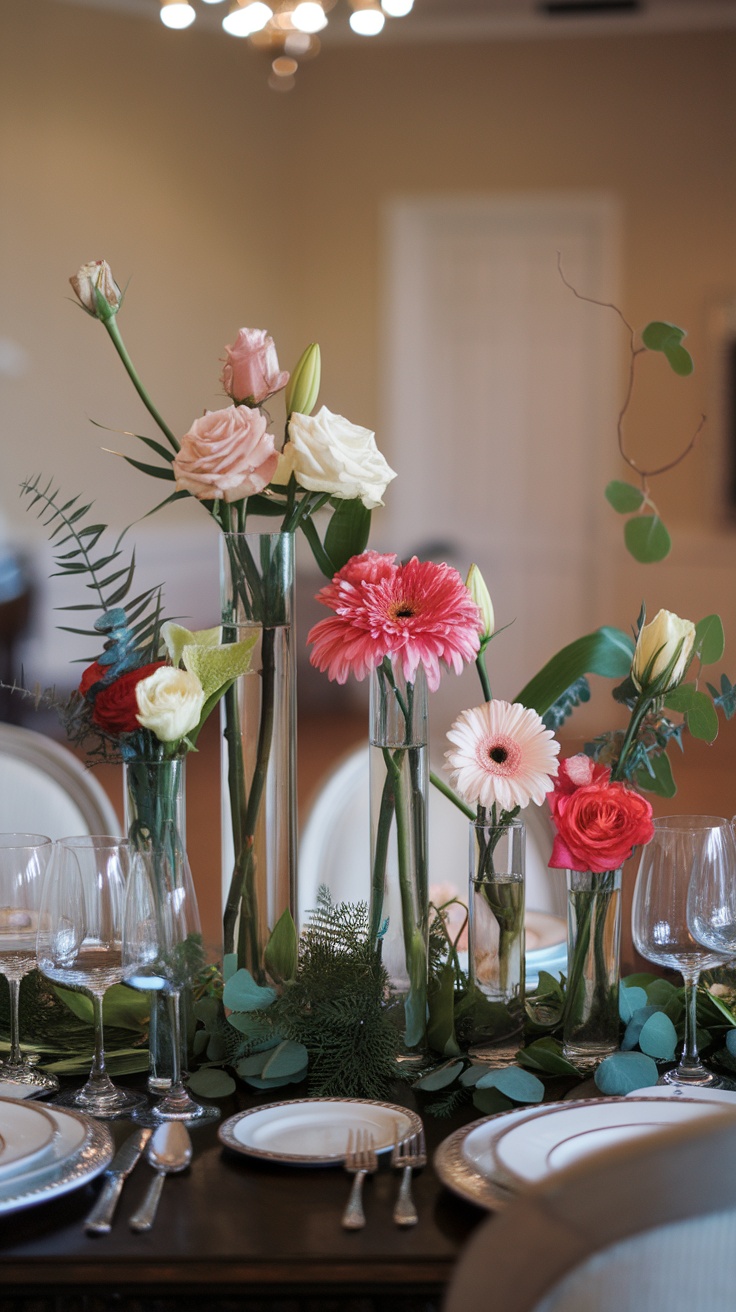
top-left (0, 971), bottom-right (148, 1078)
top-left (695, 615), bottom-right (726, 665)
top-left (594, 1051), bottom-right (659, 1095)
top-left (541, 677), bottom-right (590, 732)
top-left (323, 497), bottom-right (372, 575)
top-left (605, 480), bottom-right (645, 513)
top-left (707, 675), bottom-right (736, 721)
top-left (514, 627), bottom-right (634, 717)
top-left (264, 909), bottom-right (298, 985)
top-left (624, 514), bottom-right (672, 563)
top-left (641, 321), bottom-right (694, 376)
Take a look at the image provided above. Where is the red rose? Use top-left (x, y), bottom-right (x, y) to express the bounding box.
top-left (84, 661), bottom-right (167, 737)
top-left (549, 779), bottom-right (654, 873)
top-left (79, 661), bottom-right (107, 698)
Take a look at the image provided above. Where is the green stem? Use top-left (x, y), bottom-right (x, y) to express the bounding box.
top-left (476, 651), bottom-right (492, 703)
top-left (430, 770), bottom-right (475, 819)
top-left (611, 692), bottom-right (653, 781)
top-left (103, 318), bottom-right (180, 453)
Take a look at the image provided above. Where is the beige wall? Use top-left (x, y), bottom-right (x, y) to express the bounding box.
top-left (1, 3), bottom-right (735, 659)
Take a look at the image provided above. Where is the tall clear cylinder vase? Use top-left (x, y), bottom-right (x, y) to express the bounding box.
top-left (123, 756), bottom-right (189, 1094)
top-left (563, 867), bottom-right (623, 1069)
top-left (468, 818), bottom-right (526, 1062)
top-left (368, 657), bottom-right (429, 1062)
top-left (220, 531), bottom-right (297, 982)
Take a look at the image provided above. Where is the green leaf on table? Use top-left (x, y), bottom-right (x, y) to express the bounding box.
top-left (641, 321), bottom-right (694, 375)
top-left (206, 1033), bottom-right (228, 1063)
top-left (634, 749), bottom-right (676, 798)
top-left (472, 1087), bottom-right (514, 1117)
top-left (261, 1040), bottom-right (309, 1081)
top-left (243, 1070), bottom-right (308, 1091)
top-left (605, 481), bottom-right (645, 514)
top-left (193, 997), bottom-right (221, 1028)
top-left (619, 984), bottom-right (648, 1022)
top-left (323, 498), bottom-right (372, 573)
top-left (459, 1063), bottom-right (488, 1088)
top-left (414, 1060), bottom-right (465, 1092)
top-left (645, 979), bottom-right (679, 1008)
top-left (264, 910), bottom-right (298, 984)
top-left (623, 972), bottom-right (661, 990)
top-left (515, 1037), bottom-right (579, 1077)
top-left (187, 1067), bottom-right (236, 1099)
top-left (621, 1006), bottom-right (660, 1051)
top-left (638, 1011), bottom-right (678, 1061)
top-left (695, 615), bottom-right (725, 665)
top-left (624, 514), bottom-right (672, 563)
top-left (475, 1066), bottom-right (545, 1103)
top-left (594, 1051), bottom-right (659, 1095)
top-left (236, 1051), bottom-right (271, 1078)
top-left (726, 1029), bottom-right (736, 1058)
top-left (515, 627), bottom-right (634, 718)
top-left (223, 969), bottom-right (277, 1013)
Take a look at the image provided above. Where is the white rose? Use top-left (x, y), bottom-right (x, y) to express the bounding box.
top-left (135, 667), bottom-right (205, 744)
top-left (631, 608), bottom-right (696, 694)
top-left (274, 405), bottom-right (396, 509)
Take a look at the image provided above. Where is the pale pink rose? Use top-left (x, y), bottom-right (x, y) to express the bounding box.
top-left (220, 328), bottom-right (289, 406)
top-left (174, 406), bottom-right (279, 503)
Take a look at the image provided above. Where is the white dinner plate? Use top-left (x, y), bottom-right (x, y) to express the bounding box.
top-left (525, 912), bottom-right (566, 955)
top-left (490, 1096), bottom-right (722, 1188)
top-left (0, 1098), bottom-right (58, 1182)
top-left (219, 1097), bottom-right (424, 1165)
top-left (0, 1104), bottom-right (113, 1215)
top-left (434, 1106), bottom-right (535, 1210)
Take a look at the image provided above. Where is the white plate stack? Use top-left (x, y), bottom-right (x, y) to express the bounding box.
top-left (0, 1095), bottom-right (113, 1215)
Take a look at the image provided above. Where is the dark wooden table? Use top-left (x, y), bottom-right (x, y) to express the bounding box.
top-left (0, 1085), bottom-right (486, 1312)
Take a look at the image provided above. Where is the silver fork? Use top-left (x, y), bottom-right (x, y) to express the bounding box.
top-left (391, 1127), bottom-right (427, 1227)
top-left (341, 1129), bottom-right (377, 1230)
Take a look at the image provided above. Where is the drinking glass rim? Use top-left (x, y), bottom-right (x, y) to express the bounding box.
top-left (653, 815), bottom-right (730, 831)
top-left (0, 833), bottom-right (53, 851)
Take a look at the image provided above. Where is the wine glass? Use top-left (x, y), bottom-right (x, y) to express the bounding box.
top-left (36, 836), bottom-right (146, 1118)
top-left (0, 833), bottom-right (59, 1094)
top-left (632, 815), bottom-right (735, 1088)
top-left (686, 813), bottom-right (736, 977)
top-left (122, 838), bottom-right (219, 1125)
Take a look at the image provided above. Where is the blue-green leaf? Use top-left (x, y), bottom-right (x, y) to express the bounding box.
top-left (261, 1040), bottom-right (309, 1080)
top-left (605, 481), bottom-right (645, 513)
top-left (624, 515), bottom-right (672, 563)
top-left (475, 1066), bottom-right (545, 1103)
top-left (634, 750), bottom-right (676, 798)
top-left (223, 953), bottom-right (238, 982)
top-left (638, 1011), bottom-right (677, 1061)
top-left (619, 984), bottom-right (648, 1022)
top-left (222, 969), bottom-right (277, 1013)
top-left (594, 1051), bottom-right (659, 1095)
top-left (726, 1029), bottom-right (736, 1058)
top-left (187, 1068), bottom-right (236, 1098)
top-left (514, 1037), bottom-right (579, 1076)
top-left (641, 321), bottom-right (694, 375)
top-left (414, 1060), bottom-right (465, 1091)
top-left (622, 1005), bottom-right (660, 1051)
top-left (695, 615), bottom-right (725, 666)
top-left (472, 1088), bottom-right (514, 1116)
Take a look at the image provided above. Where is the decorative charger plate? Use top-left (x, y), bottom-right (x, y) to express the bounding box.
top-left (434, 1096), bottom-right (723, 1211)
top-left (219, 1097), bottom-right (423, 1165)
top-left (0, 1098), bottom-right (58, 1183)
top-left (0, 1104), bottom-right (113, 1216)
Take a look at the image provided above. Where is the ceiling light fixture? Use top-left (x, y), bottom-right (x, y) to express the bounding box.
top-left (162, 0), bottom-right (413, 89)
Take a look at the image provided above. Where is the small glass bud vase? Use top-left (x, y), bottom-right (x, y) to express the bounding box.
top-left (468, 818), bottom-right (526, 1059)
top-left (368, 656), bottom-right (429, 1063)
top-left (563, 867), bottom-right (623, 1069)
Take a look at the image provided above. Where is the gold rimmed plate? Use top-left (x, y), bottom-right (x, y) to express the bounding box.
top-left (219, 1097), bottom-right (423, 1166)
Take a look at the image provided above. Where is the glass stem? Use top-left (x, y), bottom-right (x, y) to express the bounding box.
top-left (159, 991), bottom-right (194, 1113)
top-left (679, 971), bottom-right (704, 1076)
top-left (7, 977), bottom-right (22, 1066)
top-left (88, 993), bottom-right (111, 1088)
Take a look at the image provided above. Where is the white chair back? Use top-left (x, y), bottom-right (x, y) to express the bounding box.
top-left (0, 723), bottom-right (120, 839)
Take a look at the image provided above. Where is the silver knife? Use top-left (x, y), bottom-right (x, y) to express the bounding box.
top-left (84, 1127), bottom-right (153, 1236)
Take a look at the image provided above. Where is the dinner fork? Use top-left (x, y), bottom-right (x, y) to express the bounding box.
top-left (391, 1127), bottom-right (427, 1227)
top-left (341, 1129), bottom-right (377, 1230)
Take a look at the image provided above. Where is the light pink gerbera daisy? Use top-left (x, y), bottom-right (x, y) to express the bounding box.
top-left (308, 554), bottom-right (483, 690)
top-left (445, 699), bottom-right (560, 813)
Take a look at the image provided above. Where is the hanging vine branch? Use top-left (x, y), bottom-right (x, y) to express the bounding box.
top-left (557, 253), bottom-right (706, 563)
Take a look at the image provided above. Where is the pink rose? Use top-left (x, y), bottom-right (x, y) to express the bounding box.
top-left (548, 779), bottom-right (654, 873)
top-left (220, 328), bottom-right (289, 406)
top-left (549, 754), bottom-right (610, 806)
top-left (174, 406), bottom-right (279, 503)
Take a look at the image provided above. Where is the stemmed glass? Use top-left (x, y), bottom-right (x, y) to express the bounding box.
top-left (632, 815), bottom-right (735, 1088)
top-left (686, 814), bottom-right (736, 985)
top-left (36, 836), bottom-right (146, 1118)
top-left (0, 833), bottom-right (59, 1094)
top-left (122, 838), bottom-right (219, 1125)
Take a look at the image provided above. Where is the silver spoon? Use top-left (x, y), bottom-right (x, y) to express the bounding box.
top-left (128, 1121), bottom-right (193, 1233)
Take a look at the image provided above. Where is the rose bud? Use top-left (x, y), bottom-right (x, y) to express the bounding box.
top-left (220, 328), bottom-right (289, 406)
top-left (69, 260), bottom-right (122, 321)
top-left (631, 608), bottom-right (696, 695)
top-left (285, 343), bottom-right (321, 418)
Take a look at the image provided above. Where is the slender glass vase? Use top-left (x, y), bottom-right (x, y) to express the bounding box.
top-left (124, 756), bottom-right (189, 1094)
top-left (468, 818), bottom-right (526, 1060)
top-left (563, 867), bottom-right (622, 1068)
top-left (368, 656), bottom-right (429, 1061)
top-left (220, 532), bottom-right (297, 982)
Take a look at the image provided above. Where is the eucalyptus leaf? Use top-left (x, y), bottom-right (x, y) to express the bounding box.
top-left (261, 1040), bottom-right (309, 1080)
top-left (624, 515), bottom-right (672, 563)
top-left (222, 968), bottom-right (277, 1013)
top-left (187, 1067), bottom-right (236, 1099)
top-left (623, 973), bottom-right (661, 989)
top-left (634, 750), bottom-right (676, 799)
top-left (605, 481), bottom-right (645, 513)
top-left (193, 997), bottom-right (221, 1028)
top-left (646, 979), bottom-right (679, 1007)
top-left (459, 1063), bottom-right (488, 1087)
top-left (472, 1087), bottom-right (514, 1116)
top-left (619, 984), bottom-right (648, 1022)
top-left (695, 615), bottom-right (725, 665)
top-left (684, 690), bottom-right (719, 743)
top-left (664, 683), bottom-right (699, 713)
top-left (235, 1051), bottom-right (270, 1078)
top-left (594, 1051), bottom-right (659, 1095)
top-left (726, 1029), bottom-right (736, 1058)
top-left (414, 1060), bottom-right (465, 1092)
top-left (223, 953), bottom-right (238, 982)
top-left (206, 1033), bottom-right (228, 1063)
top-left (641, 320), bottom-right (686, 351)
top-left (621, 1005), bottom-right (660, 1051)
top-left (515, 1037), bottom-right (579, 1076)
top-left (475, 1066), bottom-right (545, 1103)
top-left (243, 1068), bottom-right (308, 1091)
top-left (638, 1011), bottom-right (677, 1061)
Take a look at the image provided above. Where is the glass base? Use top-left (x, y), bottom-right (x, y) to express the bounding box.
top-left (51, 1085), bottom-right (148, 1119)
top-left (468, 1037), bottom-right (524, 1068)
top-left (131, 1098), bottom-right (220, 1128)
top-left (0, 1063), bottom-right (60, 1095)
top-left (660, 1065), bottom-right (736, 1092)
top-left (562, 1041), bottom-right (619, 1074)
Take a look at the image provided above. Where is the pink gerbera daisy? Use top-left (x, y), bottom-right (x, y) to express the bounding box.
top-left (445, 699), bottom-right (560, 813)
top-left (308, 554), bottom-right (483, 690)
